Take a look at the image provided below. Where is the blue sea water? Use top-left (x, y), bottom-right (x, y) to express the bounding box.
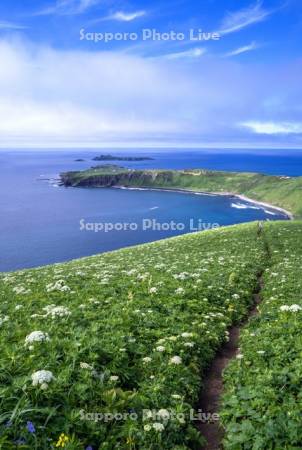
top-left (0, 148), bottom-right (301, 272)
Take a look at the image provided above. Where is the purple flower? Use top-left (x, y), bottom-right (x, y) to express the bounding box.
top-left (86, 446), bottom-right (93, 450)
top-left (26, 421), bottom-right (36, 433)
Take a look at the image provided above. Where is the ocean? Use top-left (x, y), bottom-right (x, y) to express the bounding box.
top-left (0, 148), bottom-right (300, 272)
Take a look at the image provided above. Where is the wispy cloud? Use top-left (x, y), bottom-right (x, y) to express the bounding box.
top-left (109, 11), bottom-right (146, 22)
top-left (88, 10), bottom-right (146, 26)
top-left (0, 38), bottom-right (301, 147)
top-left (219, 1), bottom-right (271, 35)
top-left (224, 41), bottom-right (259, 57)
top-left (241, 121), bottom-right (302, 134)
top-left (0, 21), bottom-right (27, 30)
top-left (163, 48), bottom-right (206, 60)
top-left (36, 0), bottom-right (100, 16)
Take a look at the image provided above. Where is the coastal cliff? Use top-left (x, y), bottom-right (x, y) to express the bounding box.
top-left (60, 167), bottom-right (302, 218)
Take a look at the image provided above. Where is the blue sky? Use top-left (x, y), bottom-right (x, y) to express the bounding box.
top-left (0, 0), bottom-right (301, 148)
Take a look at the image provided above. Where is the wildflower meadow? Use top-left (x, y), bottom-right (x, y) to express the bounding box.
top-left (0, 221), bottom-right (301, 449)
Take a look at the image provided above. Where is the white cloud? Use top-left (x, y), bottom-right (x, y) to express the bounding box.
top-left (0, 99), bottom-right (179, 137)
top-left (224, 41), bottom-right (258, 57)
top-left (0, 38), bottom-right (301, 147)
top-left (36, 0), bottom-right (100, 16)
top-left (110, 11), bottom-right (146, 22)
top-left (219, 1), bottom-right (271, 35)
top-left (0, 40), bottom-right (202, 143)
top-left (241, 121), bottom-right (302, 134)
top-left (0, 21), bottom-right (27, 30)
top-left (163, 48), bottom-right (206, 60)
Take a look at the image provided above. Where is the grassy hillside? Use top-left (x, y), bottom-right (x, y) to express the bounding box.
top-left (61, 167), bottom-right (302, 218)
top-left (221, 221), bottom-right (302, 449)
top-left (1, 221), bottom-right (302, 449)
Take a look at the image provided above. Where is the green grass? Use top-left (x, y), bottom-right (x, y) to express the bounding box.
top-left (221, 221), bottom-right (302, 449)
top-left (0, 223), bottom-right (266, 449)
top-left (1, 221), bottom-right (302, 449)
top-left (61, 167), bottom-right (302, 218)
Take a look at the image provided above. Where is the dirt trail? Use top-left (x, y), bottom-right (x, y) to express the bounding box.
top-left (197, 275), bottom-right (264, 449)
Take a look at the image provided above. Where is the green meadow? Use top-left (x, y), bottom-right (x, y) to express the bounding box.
top-left (1, 221), bottom-right (302, 449)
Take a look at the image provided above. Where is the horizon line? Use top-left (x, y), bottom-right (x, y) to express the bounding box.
top-left (1, 142), bottom-right (302, 151)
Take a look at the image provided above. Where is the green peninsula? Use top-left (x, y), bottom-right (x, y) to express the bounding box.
top-left (60, 166), bottom-right (302, 218)
top-left (92, 154), bottom-right (154, 161)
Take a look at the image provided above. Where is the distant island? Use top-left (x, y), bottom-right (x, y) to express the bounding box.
top-left (90, 164), bottom-right (126, 171)
top-left (75, 158), bottom-right (85, 162)
top-left (92, 154), bottom-right (154, 161)
top-left (60, 166), bottom-right (301, 219)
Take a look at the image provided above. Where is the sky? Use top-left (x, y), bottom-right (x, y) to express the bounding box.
top-left (0, 0), bottom-right (301, 149)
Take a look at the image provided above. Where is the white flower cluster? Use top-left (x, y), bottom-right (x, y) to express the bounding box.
top-left (43, 304), bottom-right (71, 318)
top-left (25, 331), bottom-right (50, 345)
top-left (280, 304), bottom-right (302, 312)
top-left (142, 357), bottom-right (152, 363)
top-left (109, 375), bottom-right (119, 382)
top-left (181, 332), bottom-right (193, 338)
top-left (80, 362), bottom-right (93, 370)
top-left (184, 342), bottom-right (195, 348)
top-left (0, 315), bottom-right (9, 326)
top-left (46, 280), bottom-right (71, 293)
top-left (175, 287), bottom-right (185, 295)
top-left (155, 346), bottom-right (165, 352)
top-left (149, 287), bottom-right (158, 294)
top-left (169, 356), bottom-right (182, 365)
top-left (31, 370), bottom-right (54, 389)
top-left (173, 272), bottom-right (190, 280)
top-left (12, 286), bottom-right (30, 295)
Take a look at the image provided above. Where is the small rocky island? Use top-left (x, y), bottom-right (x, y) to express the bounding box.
top-left (92, 154), bottom-right (154, 161)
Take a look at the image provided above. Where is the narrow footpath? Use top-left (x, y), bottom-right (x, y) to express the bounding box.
top-left (197, 226), bottom-right (269, 449)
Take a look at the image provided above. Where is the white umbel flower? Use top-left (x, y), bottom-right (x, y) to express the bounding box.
top-left (170, 356), bottom-right (182, 365)
top-left (155, 346), bottom-right (165, 352)
top-left (184, 342), bottom-right (195, 348)
top-left (142, 357), bottom-right (152, 363)
top-left (175, 287), bottom-right (185, 295)
top-left (46, 280), bottom-right (71, 293)
top-left (0, 316), bottom-right (9, 326)
top-left (31, 370), bottom-right (54, 388)
top-left (43, 305), bottom-right (71, 318)
top-left (109, 375), bottom-right (119, 382)
top-left (280, 305), bottom-right (290, 312)
top-left (171, 394), bottom-right (181, 399)
top-left (149, 287), bottom-right (158, 294)
top-left (80, 362), bottom-right (93, 370)
top-left (25, 331), bottom-right (50, 345)
top-left (280, 304), bottom-right (302, 312)
top-left (289, 304), bottom-right (302, 312)
top-left (181, 332), bottom-right (193, 338)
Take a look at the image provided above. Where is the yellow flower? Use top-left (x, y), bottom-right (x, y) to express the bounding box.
top-left (126, 436), bottom-right (135, 445)
top-left (55, 433), bottom-right (70, 448)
